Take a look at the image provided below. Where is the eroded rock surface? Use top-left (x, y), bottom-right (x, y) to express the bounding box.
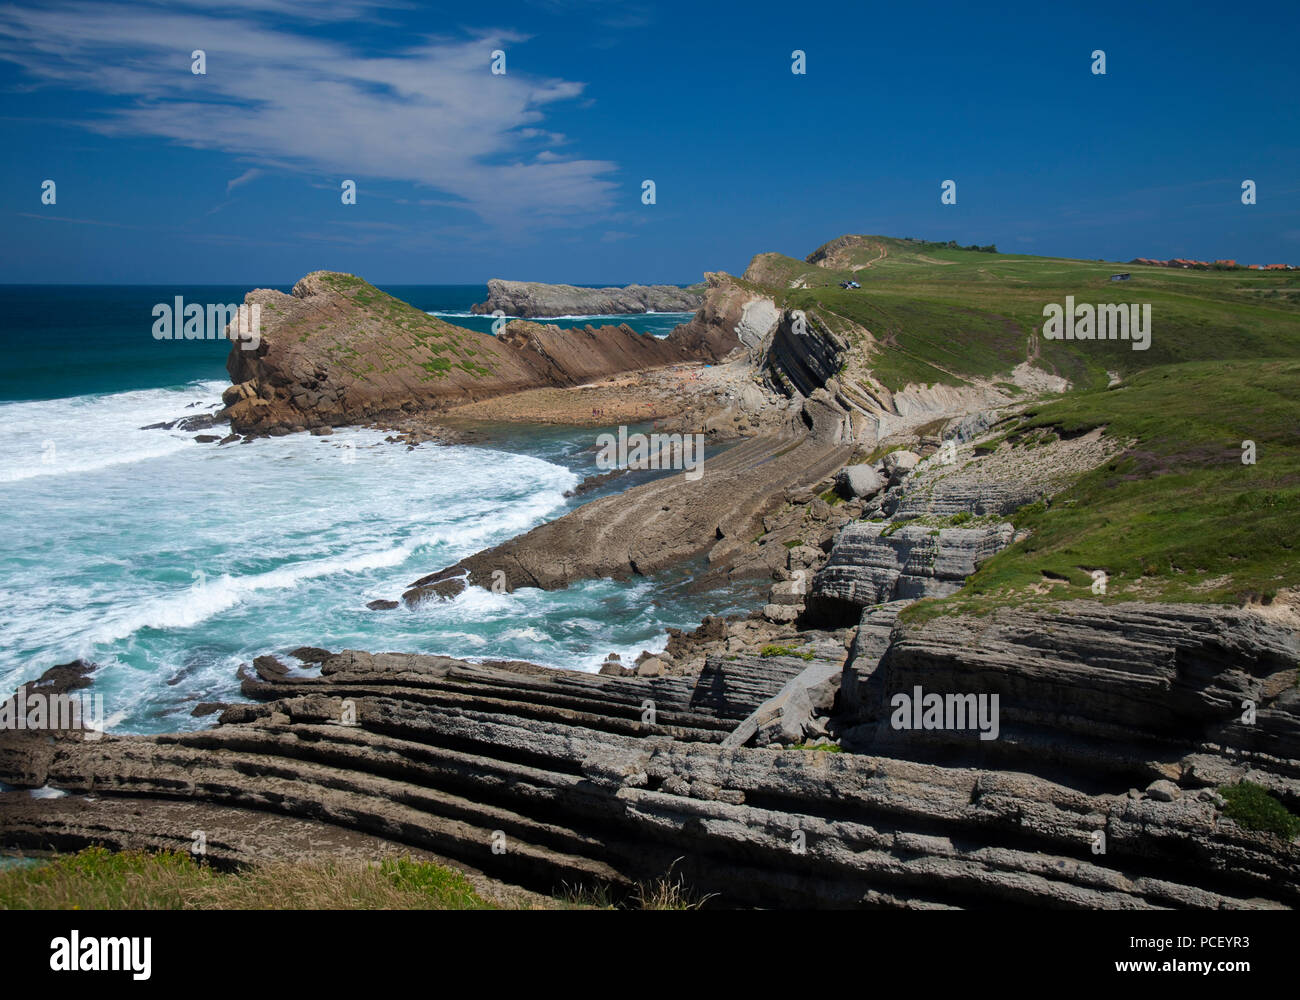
top-left (3, 637), bottom-right (1295, 909)
top-left (809, 521), bottom-right (1014, 621)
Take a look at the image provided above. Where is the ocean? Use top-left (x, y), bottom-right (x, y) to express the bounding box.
top-left (0, 285), bottom-right (752, 735)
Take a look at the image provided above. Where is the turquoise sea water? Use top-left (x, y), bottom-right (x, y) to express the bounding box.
top-left (0, 286), bottom-right (749, 735)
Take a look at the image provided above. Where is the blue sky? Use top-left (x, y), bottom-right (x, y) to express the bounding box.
top-left (1, 0), bottom-right (1297, 284)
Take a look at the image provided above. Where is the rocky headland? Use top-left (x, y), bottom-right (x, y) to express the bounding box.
top-left (219, 271), bottom-right (732, 436)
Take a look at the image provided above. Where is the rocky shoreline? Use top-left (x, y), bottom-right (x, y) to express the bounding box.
top-left (5, 564), bottom-right (1297, 908)
top-left (6, 248), bottom-right (1300, 909)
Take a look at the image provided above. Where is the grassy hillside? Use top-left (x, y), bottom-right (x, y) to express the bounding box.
top-left (741, 235), bottom-right (1300, 617)
top-left (308, 272), bottom-right (498, 381)
top-left (744, 235), bottom-right (1300, 393)
top-left (904, 359), bottom-right (1300, 620)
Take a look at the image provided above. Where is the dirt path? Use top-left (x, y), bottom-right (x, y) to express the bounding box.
top-left (810, 240), bottom-right (888, 275)
top-left (850, 243), bottom-right (888, 271)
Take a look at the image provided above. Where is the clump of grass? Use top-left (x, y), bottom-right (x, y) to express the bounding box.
top-left (0, 848), bottom-right (210, 909)
top-left (761, 644), bottom-right (815, 661)
top-left (853, 443), bottom-right (904, 466)
top-left (560, 861), bottom-right (715, 910)
top-left (556, 881), bottom-right (617, 909)
top-left (1220, 782), bottom-right (1300, 840)
top-left (792, 742), bottom-right (844, 753)
top-left (633, 860), bottom-right (717, 910)
top-left (783, 538), bottom-right (805, 549)
top-left (912, 417), bottom-right (949, 439)
top-left (377, 856), bottom-right (486, 908)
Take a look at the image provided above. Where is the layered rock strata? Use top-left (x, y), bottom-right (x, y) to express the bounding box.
top-left (840, 601), bottom-right (1300, 792)
top-left (3, 642), bottom-right (1296, 909)
top-left (807, 522), bottom-right (1015, 623)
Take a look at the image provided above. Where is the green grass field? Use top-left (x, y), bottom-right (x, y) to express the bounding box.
top-left (750, 235), bottom-right (1300, 393)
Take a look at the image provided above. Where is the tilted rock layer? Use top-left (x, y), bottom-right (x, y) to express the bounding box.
top-left (811, 521), bottom-right (1014, 617)
top-left (3, 634), bottom-right (1297, 909)
top-left (844, 601), bottom-right (1300, 788)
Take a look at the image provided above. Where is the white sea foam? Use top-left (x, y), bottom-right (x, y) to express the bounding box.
top-left (0, 375), bottom-right (719, 735)
top-left (0, 381), bottom-right (226, 482)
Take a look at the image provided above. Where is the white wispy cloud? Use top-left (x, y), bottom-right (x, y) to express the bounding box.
top-left (225, 167), bottom-right (263, 194)
top-left (0, 1), bottom-right (617, 231)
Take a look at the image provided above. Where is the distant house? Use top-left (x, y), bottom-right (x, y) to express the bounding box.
top-left (1110, 273), bottom-right (1131, 281)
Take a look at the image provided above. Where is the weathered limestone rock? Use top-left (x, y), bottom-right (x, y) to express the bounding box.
top-left (662, 272), bottom-right (772, 363)
top-left (786, 545), bottom-right (824, 571)
top-left (838, 601), bottom-right (910, 716)
top-left (767, 579), bottom-right (806, 607)
top-left (883, 450), bottom-right (920, 483)
top-left (1147, 780), bottom-right (1181, 802)
top-left (836, 464), bottom-right (884, 499)
top-left (3, 635), bottom-right (1297, 910)
top-left (839, 600), bottom-right (1300, 800)
top-left (688, 654), bottom-right (810, 721)
top-left (724, 658), bottom-right (843, 749)
top-left (808, 522), bottom-right (1013, 622)
top-left (888, 425), bottom-right (1123, 520)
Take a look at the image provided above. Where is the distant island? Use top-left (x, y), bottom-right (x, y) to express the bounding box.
top-left (471, 278), bottom-right (705, 318)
